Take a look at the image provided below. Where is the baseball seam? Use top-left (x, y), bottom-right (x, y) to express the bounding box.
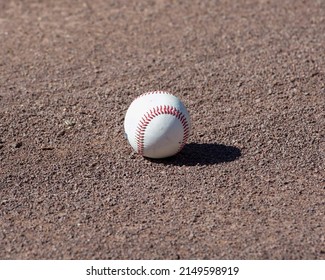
top-left (135, 105), bottom-right (190, 156)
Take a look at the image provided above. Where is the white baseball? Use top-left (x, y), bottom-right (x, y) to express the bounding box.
top-left (124, 91), bottom-right (191, 159)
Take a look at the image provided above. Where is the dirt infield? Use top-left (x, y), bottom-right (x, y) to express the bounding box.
top-left (0, 0), bottom-right (324, 259)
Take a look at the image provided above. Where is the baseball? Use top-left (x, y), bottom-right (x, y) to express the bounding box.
top-left (124, 91), bottom-right (191, 159)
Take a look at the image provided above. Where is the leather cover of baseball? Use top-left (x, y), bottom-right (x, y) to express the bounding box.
top-left (124, 91), bottom-right (191, 159)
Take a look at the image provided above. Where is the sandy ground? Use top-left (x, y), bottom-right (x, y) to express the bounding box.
top-left (0, 0), bottom-right (324, 259)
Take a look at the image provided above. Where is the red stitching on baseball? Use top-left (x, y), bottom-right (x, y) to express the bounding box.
top-left (135, 105), bottom-right (190, 156)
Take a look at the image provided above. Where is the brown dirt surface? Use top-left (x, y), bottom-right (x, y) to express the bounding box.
top-left (0, 0), bottom-right (324, 260)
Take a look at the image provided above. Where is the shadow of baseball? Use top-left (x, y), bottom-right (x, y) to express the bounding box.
top-left (147, 142), bottom-right (241, 166)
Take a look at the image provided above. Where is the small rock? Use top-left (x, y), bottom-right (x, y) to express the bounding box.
top-left (64, 119), bottom-right (76, 127)
top-left (14, 142), bottom-right (22, 148)
top-left (57, 130), bottom-right (65, 137)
